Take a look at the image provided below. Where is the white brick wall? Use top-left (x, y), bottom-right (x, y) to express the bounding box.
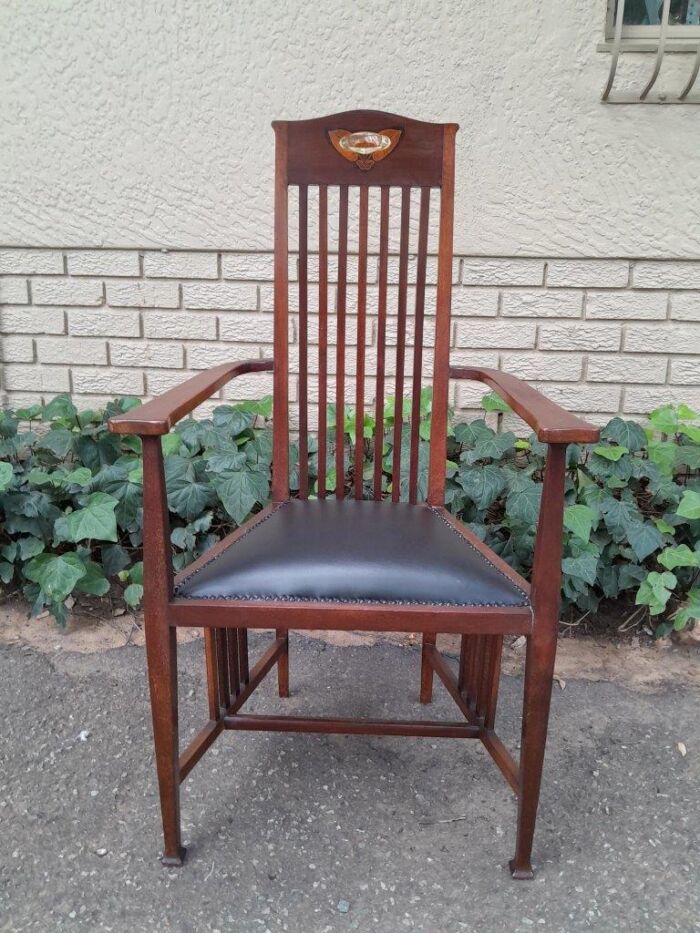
top-left (2, 247), bottom-right (699, 422)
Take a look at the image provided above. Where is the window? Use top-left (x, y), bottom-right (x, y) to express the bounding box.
top-left (607, 0), bottom-right (700, 38)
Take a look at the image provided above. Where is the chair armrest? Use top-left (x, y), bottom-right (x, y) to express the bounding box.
top-left (449, 366), bottom-right (600, 444)
top-left (108, 358), bottom-right (274, 436)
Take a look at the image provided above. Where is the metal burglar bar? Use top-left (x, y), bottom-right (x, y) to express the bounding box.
top-left (602, 0), bottom-right (700, 101)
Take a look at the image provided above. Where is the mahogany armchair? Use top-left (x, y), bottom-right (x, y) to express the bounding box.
top-left (109, 110), bottom-right (599, 879)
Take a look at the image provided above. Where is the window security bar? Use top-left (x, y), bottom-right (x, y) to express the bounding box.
top-left (602, 0), bottom-right (700, 102)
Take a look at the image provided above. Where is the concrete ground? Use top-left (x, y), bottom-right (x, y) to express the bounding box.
top-left (1, 632), bottom-right (698, 933)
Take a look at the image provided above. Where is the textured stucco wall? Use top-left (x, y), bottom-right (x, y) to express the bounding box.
top-left (2, 0), bottom-right (699, 258)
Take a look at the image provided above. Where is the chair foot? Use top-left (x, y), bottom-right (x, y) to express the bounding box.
top-left (161, 846), bottom-right (187, 868)
top-left (509, 859), bottom-right (534, 881)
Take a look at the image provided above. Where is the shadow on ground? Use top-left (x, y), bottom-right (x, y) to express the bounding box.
top-left (1, 634), bottom-right (698, 932)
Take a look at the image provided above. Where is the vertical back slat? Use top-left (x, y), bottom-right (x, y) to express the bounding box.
top-left (297, 185), bottom-right (309, 498)
top-left (317, 185), bottom-right (329, 498)
top-left (373, 186), bottom-right (390, 500)
top-left (391, 186), bottom-right (411, 503)
top-left (427, 126), bottom-right (457, 505)
top-left (354, 186), bottom-right (369, 499)
top-left (272, 124), bottom-right (290, 501)
top-left (408, 187), bottom-right (431, 504)
top-left (335, 185), bottom-right (349, 499)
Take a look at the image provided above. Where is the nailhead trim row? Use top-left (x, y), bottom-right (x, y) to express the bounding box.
top-left (174, 499), bottom-right (531, 608)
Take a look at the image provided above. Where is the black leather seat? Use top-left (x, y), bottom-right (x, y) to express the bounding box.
top-left (175, 500), bottom-right (529, 608)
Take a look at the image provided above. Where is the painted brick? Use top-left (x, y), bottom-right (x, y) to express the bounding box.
top-left (547, 259), bottom-right (629, 288)
top-left (1, 336), bottom-right (34, 363)
top-left (455, 320), bottom-right (536, 349)
top-left (32, 278), bottom-right (103, 306)
top-left (533, 382), bottom-right (622, 413)
top-left (500, 353), bottom-right (583, 381)
top-left (450, 288), bottom-right (498, 317)
top-left (455, 381), bottom-right (493, 409)
top-left (106, 281), bottom-right (179, 308)
top-left (3, 364), bottom-right (70, 393)
top-left (447, 350), bottom-right (500, 370)
top-left (68, 308), bottom-right (140, 338)
top-left (72, 367), bottom-right (144, 395)
top-left (624, 323), bottom-right (700, 354)
top-left (633, 262), bottom-right (700, 289)
top-left (0, 277), bottom-right (29, 304)
top-left (37, 336), bottom-right (107, 366)
top-left (218, 312), bottom-right (275, 343)
top-left (461, 258), bottom-right (544, 287)
top-left (0, 306), bottom-right (65, 334)
top-left (538, 323), bottom-right (621, 351)
top-left (146, 370), bottom-right (193, 395)
top-left (586, 291), bottom-right (667, 320)
top-left (143, 251), bottom-right (218, 278)
top-left (143, 312), bottom-right (216, 340)
top-left (222, 253), bottom-right (274, 280)
top-left (0, 249), bottom-right (63, 275)
top-left (670, 359), bottom-right (700, 385)
top-left (183, 282), bottom-right (257, 310)
top-left (670, 293), bottom-right (700, 321)
top-left (624, 385), bottom-right (700, 414)
top-left (501, 290), bottom-right (583, 318)
top-left (221, 372), bottom-right (277, 401)
top-left (66, 250), bottom-right (140, 277)
top-left (109, 341), bottom-right (184, 369)
top-left (187, 343), bottom-right (261, 369)
top-left (587, 354), bottom-right (667, 384)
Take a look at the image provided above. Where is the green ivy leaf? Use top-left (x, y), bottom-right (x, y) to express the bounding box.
top-left (647, 440), bottom-right (677, 477)
top-left (456, 464), bottom-right (506, 510)
top-left (658, 544), bottom-right (700, 570)
top-left (61, 467), bottom-right (93, 487)
top-left (562, 551), bottom-right (599, 585)
top-left (123, 583), bottom-right (144, 608)
top-left (601, 417), bottom-right (647, 452)
top-left (101, 544), bottom-right (131, 577)
top-left (161, 433), bottom-right (182, 457)
top-left (593, 444), bottom-right (628, 462)
top-left (481, 392), bottom-right (510, 413)
top-left (636, 571), bottom-right (677, 615)
top-left (36, 427), bottom-right (74, 458)
top-left (75, 560), bottom-right (111, 596)
top-left (164, 456), bottom-right (215, 521)
top-left (41, 394), bottom-right (78, 424)
top-left (677, 489), bottom-right (700, 520)
top-left (648, 405), bottom-right (679, 436)
top-left (0, 461), bottom-right (13, 492)
top-left (626, 520), bottom-right (663, 562)
top-left (18, 536), bottom-right (45, 560)
top-left (212, 469), bottom-right (270, 524)
top-left (506, 476), bottom-right (542, 524)
top-left (54, 492), bottom-right (119, 544)
top-left (563, 504), bottom-right (596, 542)
top-left (671, 588), bottom-right (700, 631)
top-left (24, 552), bottom-right (87, 602)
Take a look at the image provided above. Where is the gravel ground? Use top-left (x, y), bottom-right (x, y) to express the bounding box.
top-left (1, 633), bottom-right (698, 932)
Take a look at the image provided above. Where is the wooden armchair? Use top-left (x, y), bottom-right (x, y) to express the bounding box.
top-left (109, 110), bottom-right (599, 879)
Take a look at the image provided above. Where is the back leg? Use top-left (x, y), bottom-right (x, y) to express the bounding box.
top-left (276, 628), bottom-right (290, 697)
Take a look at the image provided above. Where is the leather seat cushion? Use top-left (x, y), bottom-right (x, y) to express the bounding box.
top-left (175, 500), bottom-right (529, 608)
